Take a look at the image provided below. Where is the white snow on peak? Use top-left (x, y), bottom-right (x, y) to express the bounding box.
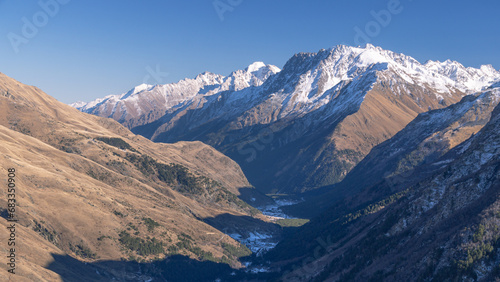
top-left (194, 72), bottom-right (224, 85)
top-left (245, 62), bottom-right (281, 81)
top-left (135, 83), bottom-right (153, 92)
top-left (267, 44), bottom-right (499, 118)
top-left (364, 43), bottom-right (376, 49)
top-left (71, 61), bottom-right (281, 117)
top-left (317, 45), bottom-right (500, 95)
top-left (69, 83), bottom-right (153, 111)
top-left (227, 62), bottom-right (281, 90)
top-left (356, 48), bottom-right (391, 66)
top-left (74, 94), bottom-right (115, 111)
top-left (424, 59), bottom-right (500, 93)
top-left (71, 44), bottom-right (500, 128)
top-left (480, 64), bottom-right (497, 75)
top-left (246, 61), bottom-right (267, 73)
top-left (120, 83), bottom-right (154, 99)
top-left (69, 101), bottom-right (87, 109)
top-left (245, 62), bottom-right (281, 78)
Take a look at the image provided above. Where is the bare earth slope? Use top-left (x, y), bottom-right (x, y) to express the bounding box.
top-left (0, 72), bottom-right (274, 281)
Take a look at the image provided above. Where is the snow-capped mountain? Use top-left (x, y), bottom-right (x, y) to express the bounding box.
top-left (73, 44), bottom-right (500, 127)
top-left (71, 83), bottom-right (154, 112)
top-left (425, 59), bottom-right (500, 93)
top-left (71, 62), bottom-right (280, 128)
top-left (72, 44), bottom-right (500, 194)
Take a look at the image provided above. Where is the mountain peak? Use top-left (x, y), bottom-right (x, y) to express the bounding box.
top-left (425, 59), bottom-right (500, 92)
top-left (244, 61), bottom-right (281, 76)
top-left (246, 61), bottom-right (267, 73)
top-left (364, 43), bottom-right (376, 49)
top-left (120, 83), bottom-right (154, 99)
top-left (69, 101), bottom-right (87, 108)
top-left (480, 64), bottom-right (497, 74)
top-left (195, 71), bottom-right (222, 80)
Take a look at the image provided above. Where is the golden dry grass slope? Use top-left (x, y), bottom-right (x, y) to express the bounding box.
top-left (0, 72), bottom-right (270, 281)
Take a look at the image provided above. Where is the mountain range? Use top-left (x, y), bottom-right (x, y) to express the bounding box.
top-left (72, 44), bottom-right (500, 196)
top-left (2, 43), bottom-right (500, 281)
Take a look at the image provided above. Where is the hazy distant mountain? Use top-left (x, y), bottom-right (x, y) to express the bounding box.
top-left (73, 44), bottom-right (500, 194)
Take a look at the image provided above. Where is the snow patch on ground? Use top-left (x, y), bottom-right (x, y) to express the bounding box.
top-left (224, 198), bottom-right (302, 261)
top-left (259, 198), bottom-right (302, 218)
top-left (229, 232), bottom-right (277, 255)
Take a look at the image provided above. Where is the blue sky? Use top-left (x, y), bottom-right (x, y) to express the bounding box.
top-left (1, 0), bottom-right (499, 103)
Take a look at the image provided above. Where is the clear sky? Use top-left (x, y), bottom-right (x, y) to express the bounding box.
top-left (1, 0), bottom-right (499, 104)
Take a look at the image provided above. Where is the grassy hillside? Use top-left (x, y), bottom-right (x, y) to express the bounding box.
top-left (0, 73), bottom-right (270, 281)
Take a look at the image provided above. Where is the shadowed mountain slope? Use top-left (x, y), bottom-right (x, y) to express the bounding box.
top-left (268, 91), bottom-right (500, 281)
